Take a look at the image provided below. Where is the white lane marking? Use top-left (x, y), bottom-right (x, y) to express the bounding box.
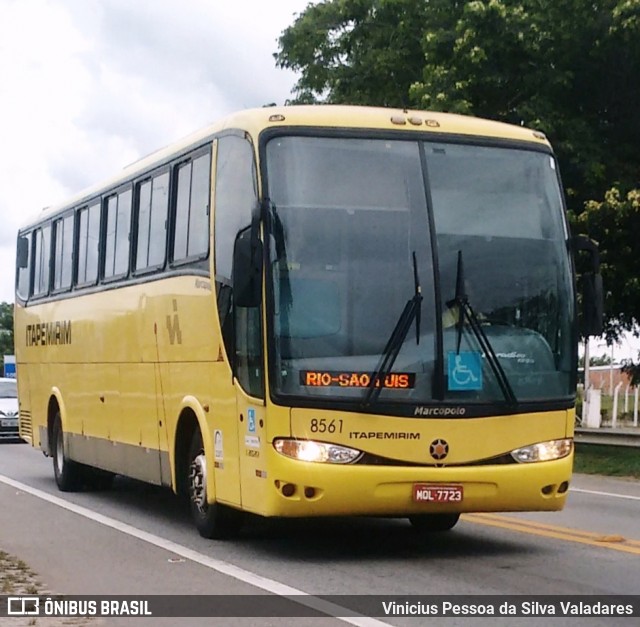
top-left (0, 474), bottom-right (391, 627)
top-left (572, 487), bottom-right (640, 501)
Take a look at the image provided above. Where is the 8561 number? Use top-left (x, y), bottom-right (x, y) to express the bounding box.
top-left (309, 418), bottom-right (343, 434)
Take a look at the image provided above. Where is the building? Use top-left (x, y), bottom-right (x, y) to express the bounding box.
top-left (579, 364), bottom-right (632, 394)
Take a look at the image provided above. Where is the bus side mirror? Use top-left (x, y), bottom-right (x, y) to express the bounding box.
top-left (233, 225), bottom-right (263, 308)
top-left (571, 235), bottom-right (604, 337)
top-left (17, 235), bottom-right (29, 268)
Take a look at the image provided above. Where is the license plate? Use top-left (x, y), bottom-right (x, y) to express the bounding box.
top-left (1, 419), bottom-right (18, 428)
top-left (413, 484), bottom-right (463, 503)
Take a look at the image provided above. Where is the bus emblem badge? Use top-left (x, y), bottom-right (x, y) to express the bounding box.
top-left (430, 439), bottom-right (449, 460)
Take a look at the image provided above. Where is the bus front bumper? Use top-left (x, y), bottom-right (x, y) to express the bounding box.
top-left (257, 453), bottom-right (573, 518)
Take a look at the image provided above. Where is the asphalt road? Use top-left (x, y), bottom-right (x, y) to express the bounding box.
top-left (0, 442), bottom-right (639, 626)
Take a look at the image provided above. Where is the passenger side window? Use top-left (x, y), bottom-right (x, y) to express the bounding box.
top-left (104, 188), bottom-right (132, 279)
top-left (33, 224), bottom-right (51, 297)
top-left (16, 233), bottom-right (31, 301)
top-left (214, 136), bottom-right (256, 282)
top-left (135, 171), bottom-right (169, 272)
top-left (173, 152), bottom-right (211, 263)
top-left (53, 213), bottom-right (74, 292)
top-left (76, 202), bottom-right (100, 286)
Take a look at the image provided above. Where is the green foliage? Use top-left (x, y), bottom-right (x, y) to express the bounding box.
top-left (575, 189), bottom-right (640, 337)
top-left (574, 444), bottom-right (640, 479)
top-left (579, 353), bottom-right (613, 368)
top-left (0, 302), bottom-right (14, 359)
top-left (412, 0), bottom-right (640, 211)
top-left (621, 359), bottom-right (640, 387)
top-left (275, 0), bottom-right (430, 107)
top-left (276, 0), bottom-right (640, 338)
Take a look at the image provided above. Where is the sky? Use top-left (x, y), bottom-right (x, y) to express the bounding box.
top-left (0, 0), bottom-right (311, 304)
top-left (583, 334), bottom-right (640, 365)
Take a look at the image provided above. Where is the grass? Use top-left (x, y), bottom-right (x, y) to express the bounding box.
top-left (574, 444), bottom-right (640, 479)
top-left (0, 550), bottom-right (96, 625)
top-left (0, 549), bottom-right (41, 594)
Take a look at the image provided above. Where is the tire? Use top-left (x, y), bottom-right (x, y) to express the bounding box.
top-left (187, 430), bottom-right (243, 539)
top-left (409, 513), bottom-right (460, 532)
top-left (51, 413), bottom-right (84, 492)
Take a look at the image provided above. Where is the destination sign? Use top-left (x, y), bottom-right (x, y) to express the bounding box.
top-left (300, 371), bottom-right (416, 389)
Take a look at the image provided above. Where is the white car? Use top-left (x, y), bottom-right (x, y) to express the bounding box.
top-left (0, 377), bottom-right (19, 441)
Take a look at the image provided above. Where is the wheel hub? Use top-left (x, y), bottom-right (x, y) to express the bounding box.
top-left (189, 453), bottom-right (207, 513)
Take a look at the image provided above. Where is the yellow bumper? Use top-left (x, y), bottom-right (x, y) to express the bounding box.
top-left (257, 451), bottom-right (573, 518)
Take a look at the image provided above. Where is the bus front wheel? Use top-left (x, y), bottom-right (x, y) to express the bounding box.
top-left (52, 413), bottom-right (83, 492)
top-left (409, 513), bottom-right (460, 532)
top-left (187, 430), bottom-right (243, 539)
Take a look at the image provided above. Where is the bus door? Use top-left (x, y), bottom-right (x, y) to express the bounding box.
top-left (208, 353), bottom-right (242, 507)
top-left (233, 303), bottom-right (266, 511)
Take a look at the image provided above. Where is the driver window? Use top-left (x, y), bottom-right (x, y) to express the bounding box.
top-left (214, 134), bottom-right (263, 398)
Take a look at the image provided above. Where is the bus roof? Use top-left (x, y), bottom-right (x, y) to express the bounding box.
top-left (20, 104), bottom-right (551, 229)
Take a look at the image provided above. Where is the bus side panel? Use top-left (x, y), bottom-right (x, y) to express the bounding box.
top-left (150, 281), bottom-right (242, 506)
top-left (16, 364), bottom-right (35, 446)
top-left (15, 306), bottom-right (56, 451)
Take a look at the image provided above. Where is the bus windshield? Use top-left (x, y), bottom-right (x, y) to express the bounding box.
top-left (265, 135), bottom-right (574, 410)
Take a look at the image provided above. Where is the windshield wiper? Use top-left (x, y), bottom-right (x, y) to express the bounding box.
top-left (362, 252), bottom-right (422, 408)
top-left (447, 250), bottom-right (517, 406)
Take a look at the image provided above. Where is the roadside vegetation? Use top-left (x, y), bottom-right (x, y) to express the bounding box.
top-left (0, 549), bottom-right (95, 626)
top-left (0, 549), bottom-right (40, 594)
top-left (574, 444), bottom-right (640, 479)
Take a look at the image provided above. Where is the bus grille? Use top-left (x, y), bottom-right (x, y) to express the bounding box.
top-left (356, 451), bottom-right (516, 467)
top-left (19, 410), bottom-right (32, 439)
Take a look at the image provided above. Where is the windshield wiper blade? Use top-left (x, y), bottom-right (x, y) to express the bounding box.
top-left (363, 252), bottom-right (422, 408)
top-left (447, 250), bottom-right (517, 406)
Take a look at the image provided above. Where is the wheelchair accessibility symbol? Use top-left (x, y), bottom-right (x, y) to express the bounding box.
top-left (447, 351), bottom-right (482, 391)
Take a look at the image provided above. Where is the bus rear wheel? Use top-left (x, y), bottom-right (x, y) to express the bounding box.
top-left (409, 513), bottom-right (460, 532)
top-left (187, 430), bottom-right (243, 539)
top-left (52, 413), bottom-right (83, 492)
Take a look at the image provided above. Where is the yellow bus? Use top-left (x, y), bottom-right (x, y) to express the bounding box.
top-left (14, 105), bottom-right (602, 538)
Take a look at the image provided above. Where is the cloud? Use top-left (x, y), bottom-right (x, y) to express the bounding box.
top-left (0, 0), bottom-right (306, 303)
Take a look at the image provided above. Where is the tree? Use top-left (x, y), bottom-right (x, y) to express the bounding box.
top-left (276, 0), bottom-right (640, 336)
top-left (275, 0), bottom-right (429, 107)
top-left (575, 189), bottom-right (640, 339)
top-left (410, 0), bottom-right (640, 211)
top-left (592, 354), bottom-right (613, 368)
top-left (0, 302), bottom-right (14, 360)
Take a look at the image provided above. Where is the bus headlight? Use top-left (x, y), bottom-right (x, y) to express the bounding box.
top-left (273, 439), bottom-right (363, 464)
top-left (510, 438), bottom-right (572, 463)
